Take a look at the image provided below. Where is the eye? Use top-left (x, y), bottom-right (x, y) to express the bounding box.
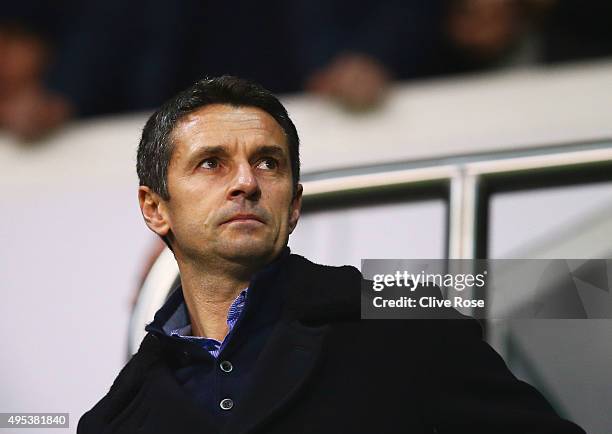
top-left (256, 158), bottom-right (278, 170)
top-left (200, 158), bottom-right (219, 169)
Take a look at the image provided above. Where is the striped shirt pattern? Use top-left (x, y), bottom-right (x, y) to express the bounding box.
top-left (168, 288), bottom-right (248, 358)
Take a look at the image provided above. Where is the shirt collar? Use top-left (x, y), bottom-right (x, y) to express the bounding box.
top-left (166, 288), bottom-right (248, 338)
top-left (146, 246), bottom-right (290, 337)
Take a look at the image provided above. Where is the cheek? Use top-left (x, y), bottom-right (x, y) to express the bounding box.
top-left (200, 204), bottom-right (217, 227)
top-left (171, 193), bottom-right (218, 230)
top-left (268, 189), bottom-right (294, 217)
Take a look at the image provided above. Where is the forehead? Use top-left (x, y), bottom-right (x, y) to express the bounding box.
top-left (171, 104), bottom-right (287, 153)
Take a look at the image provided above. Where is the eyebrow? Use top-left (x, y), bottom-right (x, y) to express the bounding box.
top-left (192, 145), bottom-right (230, 159)
top-left (186, 144), bottom-right (288, 168)
top-left (251, 145), bottom-right (287, 160)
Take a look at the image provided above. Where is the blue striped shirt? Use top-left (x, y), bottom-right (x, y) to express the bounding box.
top-left (166, 288), bottom-right (248, 358)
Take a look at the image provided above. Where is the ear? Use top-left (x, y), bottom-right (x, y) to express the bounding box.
top-left (138, 186), bottom-right (171, 237)
top-left (288, 183), bottom-right (303, 234)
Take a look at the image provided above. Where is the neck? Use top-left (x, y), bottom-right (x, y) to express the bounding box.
top-left (176, 257), bottom-right (258, 342)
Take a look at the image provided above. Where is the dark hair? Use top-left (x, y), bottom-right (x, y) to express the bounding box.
top-left (137, 75), bottom-right (300, 200)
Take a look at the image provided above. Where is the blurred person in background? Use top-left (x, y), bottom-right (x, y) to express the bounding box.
top-left (0, 0), bottom-right (443, 139)
top-left (0, 0), bottom-right (208, 141)
top-left (291, 0), bottom-right (444, 110)
top-left (433, 0), bottom-right (555, 73)
top-left (0, 1), bottom-right (74, 140)
top-left (433, 0), bottom-right (612, 74)
top-left (2, 0), bottom-right (611, 141)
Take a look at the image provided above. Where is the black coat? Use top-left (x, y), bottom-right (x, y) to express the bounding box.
top-left (78, 254), bottom-right (585, 434)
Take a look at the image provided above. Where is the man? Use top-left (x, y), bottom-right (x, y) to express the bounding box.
top-left (78, 76), bottom-right (584, 434)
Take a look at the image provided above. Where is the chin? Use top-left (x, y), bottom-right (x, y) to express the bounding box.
top-left (218, 238), bottom-right (279, 264)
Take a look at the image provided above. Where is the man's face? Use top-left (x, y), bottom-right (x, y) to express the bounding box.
top-left (143, 104), bottom-right (302, 268)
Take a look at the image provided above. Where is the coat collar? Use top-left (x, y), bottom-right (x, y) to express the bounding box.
top-left (279, 253), bottom-right (362, 322)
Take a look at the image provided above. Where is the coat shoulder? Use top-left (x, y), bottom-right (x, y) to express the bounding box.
top-left (282, 254), bottom-right (362, 321)
top-left (77, 333), bottom-right (162, 434)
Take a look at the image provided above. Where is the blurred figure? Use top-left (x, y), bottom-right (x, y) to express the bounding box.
top-left (0, 26), bottom-right (47, 107)
top-left (0, 0), bottom-right (443, 138)
top-left (306, 52), bottom-right (390, 110)
top-left (0, 29), bottom-right (72, 141)
top-left (447, 0), bottom-right (525, 61)
top-left (0, 0), bottom-right (445, 140)
top-left (435, 0), bottom-right (554, 73)
top-left (2, 0), bottom-right (611, 141)
top-left (435, 0), bottom-right (612, 74)
top-left (293, 0), bottom-right (442, 110)
top-left (0, 0), bottom-right (301, 140)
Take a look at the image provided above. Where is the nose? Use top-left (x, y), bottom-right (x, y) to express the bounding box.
top-left (227, 161), bottom-right (260, 200)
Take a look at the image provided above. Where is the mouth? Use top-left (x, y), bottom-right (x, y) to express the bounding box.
top-left (222, 214), bottom-right (265, 225)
